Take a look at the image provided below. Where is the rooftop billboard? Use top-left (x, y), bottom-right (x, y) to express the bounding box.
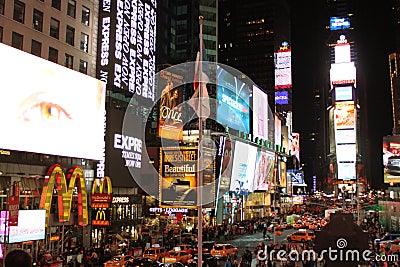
top-left (0, 43), bottom-right (106, 160)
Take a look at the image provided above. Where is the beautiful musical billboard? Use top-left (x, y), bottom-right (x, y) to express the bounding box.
top-left (97, 0), bottom-right (157, 102)
top-left (160, 147), bottom-right (197, 207)
top-left (230, 141), bottom-right (257, 195)
top-left (252, 86), bottom-right (269, 140)
top-left (0, 43), bottom-right (106, 160)
top-left (253, 150), bottom-right (275, 191)
top-left (217, 66), bottom-right (250, 133)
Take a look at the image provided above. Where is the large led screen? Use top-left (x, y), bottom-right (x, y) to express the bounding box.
top-left (217, 66), bottom-right (250, 133)
top-left (335, 129), bottom-right (356, 144)
top-left (330, 62), bottom-right (356, 86)
top-left (291, 133), bottom-right (300, 163)
top-left (160, 148), bottom-right (197, 207)
top-left (274, 51), bottom-right (291, 69)
top-left (252, 86), bottom-right (269, 140)
top-left (335, 86), bottom-right (353, 101)
top-left (383, 136), bottom-right (400, 183)
top-left (334, 102), bottom-right (355, 129)
top-left (275, 90), bottom-right (289, 105)
top-left (336, 144), bottom-right (356, 162)
top-left (330, 17), bottom-right (350, 31)
top-left (230, 142), bottom-right (257, 195)
top-left (97, 0), bottom-right (157, 102)
top-left (337, 163), bottom-right (356, 180)
top-left (253, 150), bottom-right (275, 191)
top-left (335, 43), bottom-right (351, 63)
top-left (217, 138), bottom-right (235, 198)
top-left (275, 68), bottom-right (292, 89)
top-left (105, 109), bottom-right (144, 187)
top-left (287, 170), bottom-right (305, 185)
top-left (0, 210), bottom-right (46, 243)
top-left (0, 43), bottom-right (106, 160)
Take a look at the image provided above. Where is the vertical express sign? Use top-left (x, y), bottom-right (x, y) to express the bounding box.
top-left (97, 0), bottom-right (157, 101)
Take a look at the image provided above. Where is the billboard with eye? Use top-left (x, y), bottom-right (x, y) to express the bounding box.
top-left (0, 43), bottom-right (106, 160)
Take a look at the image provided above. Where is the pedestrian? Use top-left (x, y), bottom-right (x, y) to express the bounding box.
top-left (225, 256), bottom-right (233, 267)
top-left (5, 249), bottom-right (32, 267)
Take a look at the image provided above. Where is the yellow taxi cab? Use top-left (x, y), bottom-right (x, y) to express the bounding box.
top-left (210, 244), bottom-right (237, 259)
top-left (163, 250), bottom-right (192, 264)
top-left (103, 255), bottom-right (134, 267)
top-left (293, 221), bottom-right (305, 229)
top-left (286, 230), bottom-right (316, 243)
top-left (142, 246), bottom-right (166, 261)
top-left (308, 223), bottom-right (319, 230)
top-left (176, 244), bottom-right (195, 254)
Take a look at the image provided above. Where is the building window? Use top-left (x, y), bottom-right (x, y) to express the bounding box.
top-left (65, 54), bottom-right (73, 69)
top-left (50, 18), bottom-right (60, 39)
top-left (11, 32), bottom-right (23, 50)
top-left (66, 25), bottom-right (75, 46)
top-left (0, 0), bottom-right (5, 15)
top-left (48, 47), bottom-right (58, 63)
top-left (13, 0), bottom-right (25, 23)
top-left (80, 32), bottom-right (88, 52)
top-left (67, 0), bottom-right (76, 18)
top-left (31, 40), bottom-right (41, 57)
top-left (33, 9), bottom-right (43, 32)
top-left (79, 59), bottom-right (87, 74)
top-left (52, 0), bottom-right (61, 10)
top-left (81, 6), bottom-right (90, 26)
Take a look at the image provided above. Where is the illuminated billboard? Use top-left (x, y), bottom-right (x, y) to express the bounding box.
top-left (217, 138), bottom-right (235, 199)
top-left (335, 129), bottom-right (356, 144)
top-left (97, 0), bottom-right (157, 102)
top-left (274, 68), bottom-right (292, 89)
top-left (335, 86), bottom-right (353, 101)
top-left (334, 102), bottom-right (355, 129)
top-left (160, 148), bottom-right (197, 207)
top-left (217, 66), bottom-right (250, 133)
top-left (230, 142), bottom-right (257, 195)
top-left (335, 43), bottom-right (351, 63)
top-left (157, 69), bottom-right (185, 140)
top-left (330, 62), bottom-right (356, 86)
top-left (252, 86), bottom-right (269, 140)
top-left (274, 51), bottom-right (291, 69)
top-left (383, 136), bottom-right (400, 183)
top-left (287, 170), bottom-right (305, 185)
top-left (291, 133), bottom-right (300, 163)
top-left (253, 150), bottom-right (275, 191)
top-left (275, 90), bottom-right (289, 105)
top-left (275, 115), bottom-right (282, 146)
top-left (0, 210), bottom-right (46, 243)
top-left (330, 17), bottom-right (350, 31)
top-left (336, 144), bottom-right (356, 162)
top-left (337, 163), bottom-right (356, 180)
top-left (0, 43), bottom-right (106, 160)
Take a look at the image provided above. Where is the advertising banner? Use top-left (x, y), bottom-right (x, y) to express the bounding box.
top-left (230, 142), bottom-right (257, 195)
top-left (253, 150), bottom-right (275, 191)
top-left (217, 66), bottom-right (250, 133)
top-left (0, 210), bottom-right (46, 243)
top-left (330, 62), bottom-right (356, 86)
top-left (336, 144), bottom-right (356, 162)
top-left (335, 129), bottom-right (356, 144)
top-left (97, 0), bottom-right (157, 101)
top-left (274, 51), bottom-right (291, 69)
top-left (160, 148), bottom-right (197, 207)
top-left (334, 102), bottom-right (355, 129)
top-left (330, 17), bottom-right (350, 31)
top-left (383, 136), bottom-right (400, 183)
top-left (337, 163), bottom-right (356, 180)
top-left (335, 86), bottom-right (353, 101)
top-left (8, 196), bottom-right (19, 226)
top-left (217, 139), bottom-right (235, 199)
top-left (157, 68), bottom-right (185, 140)
top-left (274, 68), bottom-right (292, 89)
top-left (252, 86), bottom-right (269, 140)
top-left (0, 43), bottom-right (106, 160)
top-left (287, 170), bottom-right (305, 186)
top-left (291, 133), bottom-right (300, 163)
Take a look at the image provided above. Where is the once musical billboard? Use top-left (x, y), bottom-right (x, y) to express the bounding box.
top-left (0, 43), bottom-right (106, 160)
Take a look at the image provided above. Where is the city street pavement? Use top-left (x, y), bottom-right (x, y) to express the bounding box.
top-left (214, 228), bottom-right (297, 267)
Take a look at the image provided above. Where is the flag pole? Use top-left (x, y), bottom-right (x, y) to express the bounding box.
top-left (197, 15), bottom-right (204, 267)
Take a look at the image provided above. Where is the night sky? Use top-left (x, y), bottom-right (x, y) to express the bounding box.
top-left (290, 1), bottom-right (395, 189)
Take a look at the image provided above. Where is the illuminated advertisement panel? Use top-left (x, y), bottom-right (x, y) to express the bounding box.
top-left (335, 129), bottom-right (356, 144)
top-left (335, 43), bottom-right (351, 63)
top-left (157, 69), bottom-right (185, 140)
top-left (337, 163), bottom-right (356, 180)
top-left (291, 133), bottom-right (300, 163)
top-left (336, 144), bottom-right (356, 162)
top-left (0, 43), bottom-right (106, 160)
top-left (287, 170), bottom-right (305, 185)
top-left (275, 115), bottom-right (282, 146)
top-left (160, 148), bottom-right (197, 207)
top-left (330, 62), bottom-right (356, 86)
top-left (230, 142), bottom-right (257, 195)
top-left (335, 86), bottom-right (353, 101)
top-left (274, 51), bottom-right (291, 69)
top-left (253, 150), bottom-right (275, 191)
top-left (252, 85), bottom-right (269, 140)
top-left (0, 210), bottom-right (46, 243)
top-left (330, 17), bottom-right (350, 31)
top-left (275, 90), bottom-right (289, 105)
top-left (217, 66), bottom-right (250, 133)
top-left (97, 0), bottom-right (157, 102)
top-left (274, 68), bottom-right (292, 89)
top-left (334, 102), bottom-right (355, 129)
top-left (217, 138), bottom-right (235, 198)
top-left (105, 109), bottom-right (143, 188)
top-left (383, 136), bottom-right (400, 183)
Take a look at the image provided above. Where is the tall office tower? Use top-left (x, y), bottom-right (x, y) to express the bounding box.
top-left (218, 0), bottom-right (290, 111)
top-left (389, 1), bottom-right (400, 135)
top-left (0, 0), bottom-right (98, 76)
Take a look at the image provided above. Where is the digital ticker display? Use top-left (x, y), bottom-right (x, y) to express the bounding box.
top-left (97, 0), bottom-right (157, 102)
